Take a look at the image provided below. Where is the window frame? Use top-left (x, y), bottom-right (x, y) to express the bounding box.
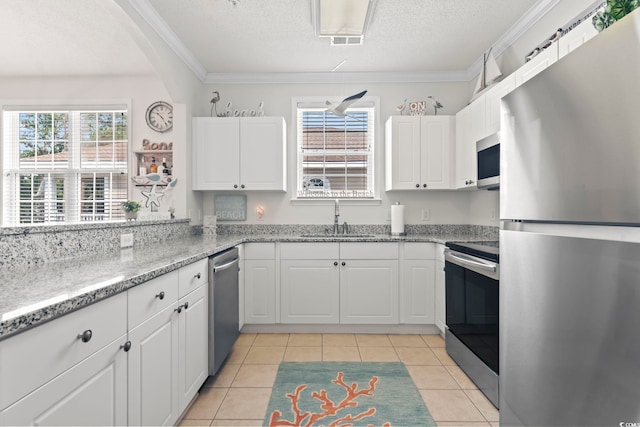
top-left (292, 95), bottom-right (380, 202)
top-left (1, 102), bottom-right (131, 227)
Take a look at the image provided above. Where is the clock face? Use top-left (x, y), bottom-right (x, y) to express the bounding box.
top-left (146, 101), bottom-right (173, 133)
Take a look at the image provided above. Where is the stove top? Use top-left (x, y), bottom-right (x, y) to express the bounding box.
top-left (445, 240), bottom-right (499, 262)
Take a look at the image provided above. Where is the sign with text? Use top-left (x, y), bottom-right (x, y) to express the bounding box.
top-left (215, 195), bottom-right (247, 221)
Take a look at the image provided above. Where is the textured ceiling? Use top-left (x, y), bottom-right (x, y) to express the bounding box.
top-left (0, 0), bottom-right (154, 77)
top-left (0, 0), bottom-right (544, 80)
top-left (149, 0), bottom-right (539, 75)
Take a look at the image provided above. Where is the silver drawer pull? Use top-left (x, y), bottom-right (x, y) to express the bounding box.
top-left (77, 329), bottom-right (92, 343)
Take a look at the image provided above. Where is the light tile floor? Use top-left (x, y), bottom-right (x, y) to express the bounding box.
top-left (178, 333), bottom-right (499, 427)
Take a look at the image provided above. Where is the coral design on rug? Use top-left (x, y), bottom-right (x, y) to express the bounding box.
top-left (268, 371), bottom-right (390, 427)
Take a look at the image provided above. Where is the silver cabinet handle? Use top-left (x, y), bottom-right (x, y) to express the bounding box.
top-left (77, 330), bottom-right (92, 343)
top-left (155, 291), bottom-right (165, 300)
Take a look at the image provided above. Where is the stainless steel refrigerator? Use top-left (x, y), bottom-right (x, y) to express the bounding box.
top-left (499, 9), bottom-right (640, 426)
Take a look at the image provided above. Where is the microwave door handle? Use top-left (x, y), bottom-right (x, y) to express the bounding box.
top-left (446, 252), bottom-right (497, 273)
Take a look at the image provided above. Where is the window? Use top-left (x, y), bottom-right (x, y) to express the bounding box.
top-left (2, 108), bottom-right (128, 226)
top-left (296, 99), bottom-right (375, 199)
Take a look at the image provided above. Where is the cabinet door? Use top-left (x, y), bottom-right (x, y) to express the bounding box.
top-left (514, 43), bottom-right (559, 87)
top-left (421, 116), bottom-right (452, 189)
top-left (454, 104), bottom-right (476, 189)
top-left (244, 259), bottom-right (276, 324)
top-left (558, 19), bottom-right (598, 59)
top-left (340, 260), bottom-right (399, 324)
top-left (485, 74), bottom-right (516, 135)
top-left (434, 244), bottom-right (446, 335)
top-left (192, 117), bottom-right (240, 190)
top-left (400, 259), bottom-right (435, 324)
top-left (1, 337), bottom-right (127, 426)
top-left (385, 116), bottom-right (421, 190)
top-left (178, 284), bottom-right (208, 412)
top-left (128, 305), bottom-right (180, 427)
top-left (280, 260), bottom-right (340, 323)
top-left (240, 117), bottom-right (286, 191)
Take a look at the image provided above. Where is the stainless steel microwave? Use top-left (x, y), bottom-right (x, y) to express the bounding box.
top-left (477, 133), bottom-right (500, 190)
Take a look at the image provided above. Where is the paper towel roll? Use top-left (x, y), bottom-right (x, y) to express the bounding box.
top-left (391, 204), bottom-right (405, 235)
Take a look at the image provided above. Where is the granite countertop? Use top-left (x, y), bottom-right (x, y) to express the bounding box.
top-left (0, 232), bottom-right (478, 340)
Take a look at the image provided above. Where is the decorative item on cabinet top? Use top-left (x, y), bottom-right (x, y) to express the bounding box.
top-left (407, 97), bottom-right (443, 116)
top-left (210, 90), bottom-right (264, 117)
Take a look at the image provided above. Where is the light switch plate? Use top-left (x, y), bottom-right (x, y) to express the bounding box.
top-left (421, 209), bottom-right (430, 221)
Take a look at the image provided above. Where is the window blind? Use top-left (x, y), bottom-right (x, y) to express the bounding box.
top-left (296, 103), bottom-right (375, 199)
top-left (2, 108), bottom-right (128, 226)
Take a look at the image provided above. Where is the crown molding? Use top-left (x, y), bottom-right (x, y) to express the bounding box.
top-left (203, 70), bottom-right (471, 84)
top-left (126, 0), bottom-right (208, 82)
top-left (134, 0), bottom-right (560, 84)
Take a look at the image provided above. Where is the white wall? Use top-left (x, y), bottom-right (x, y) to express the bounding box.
top-left (194, 81), bottom-right (499, 225)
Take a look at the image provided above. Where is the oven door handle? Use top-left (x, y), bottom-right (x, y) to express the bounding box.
top-left (445, 251), bottom-right (497, 273)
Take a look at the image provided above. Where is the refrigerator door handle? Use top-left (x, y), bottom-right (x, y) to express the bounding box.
top-left (445, 251), bottom-right (498, 273)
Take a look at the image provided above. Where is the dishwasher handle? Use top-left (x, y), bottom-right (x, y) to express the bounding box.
top-left (213, 258), bottom-right (239, 273)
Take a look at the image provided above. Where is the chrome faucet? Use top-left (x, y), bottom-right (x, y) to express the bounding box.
top-left (333, 199), bottom-right (340, 234)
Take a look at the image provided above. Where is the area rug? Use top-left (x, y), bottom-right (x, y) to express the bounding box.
top-left (264, 362), bottom-right (435, 427)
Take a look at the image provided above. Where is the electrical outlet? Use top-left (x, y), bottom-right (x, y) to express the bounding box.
top-left (120, 233), bottom-right (134, 248)
top-left (421, 209), bottom-right (430, 221)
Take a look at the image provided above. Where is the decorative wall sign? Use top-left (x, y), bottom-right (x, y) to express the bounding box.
top-left (215, 195), bottom-right (247, 221)
top-left (142, 138), bottom-right (173, 151)
top-left (409, 101), bottom-right (427, 116)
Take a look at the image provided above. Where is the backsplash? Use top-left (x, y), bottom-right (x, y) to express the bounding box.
top-left (0, 219), bottom-right (194, 271)
top-left (215, 223), bottom-right (498, 240)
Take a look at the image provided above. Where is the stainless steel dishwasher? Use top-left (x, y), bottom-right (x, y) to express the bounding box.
top-left (208, 247), bottom-right (240, 375)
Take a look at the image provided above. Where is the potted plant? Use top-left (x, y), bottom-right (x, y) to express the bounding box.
top-left (121, 200), bottom-right (141, 220)
top-left (593, 0), bottom-right (640, 32)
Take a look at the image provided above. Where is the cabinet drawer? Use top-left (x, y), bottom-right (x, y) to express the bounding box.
top-left (128, 270), bottom-right (179, 329)
top-left (340, 243), bottom-right (399, 259)
top-left (404, 242), bottom-right (435, 259)
top-left (0, 292), bottom-right (127, 410)
top-left (280, 243), bottom-right (339, 260)
top-left (179, 258), bottom-right (208, 297)
top-left (244, 243), bottom-right (275, 259)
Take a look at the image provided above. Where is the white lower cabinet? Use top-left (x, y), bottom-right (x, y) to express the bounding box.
top-left (0, 336), bottom-right (128, 426)
top-left (281, 260), bottom-right (340, 323)
top-left (128, 304), bottom-right (179, 426)
top-left (0, 258), bottom-right (210, 427)
top-left (400, 243), bottom-right (436, 324)
top-left (340, 259), bottom-right (399, 324)
top-left (178, 284), bottom-right (208, 411)
top-left (280, 243), bottom-right (340, 324)
top-left (244, 243), bottom-right (276, 324)
top-left (434, 244), bottom-right (446, 334)
top-left (128, 271), bottom-right (208, 426)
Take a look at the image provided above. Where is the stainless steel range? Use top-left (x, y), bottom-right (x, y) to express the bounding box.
top-left (444, 240), bottom-right (499, 408)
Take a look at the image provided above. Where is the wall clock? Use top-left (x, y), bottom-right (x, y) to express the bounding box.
top-left (145, 101), bottom-right (173, 133)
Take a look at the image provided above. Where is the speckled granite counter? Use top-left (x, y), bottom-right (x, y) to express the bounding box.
top-left (0, 230), bottom-right (494, 340)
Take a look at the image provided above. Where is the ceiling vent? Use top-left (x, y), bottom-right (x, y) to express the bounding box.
top-left (330, 36), bottom-right (363, 46)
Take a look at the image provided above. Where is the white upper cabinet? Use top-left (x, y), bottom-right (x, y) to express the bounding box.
top-left (192, 117), bottom-right (286, 191)
top-left (485, 73), bottom-right (516, 136)
top-left (514, 42), bottom-right (559, 87)
top-left (454, 104), bottom-right (475, 189)
top-left (558, 19), bottom-right (598, 59)
top-left (385, 115), bottom-right (454, 190)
